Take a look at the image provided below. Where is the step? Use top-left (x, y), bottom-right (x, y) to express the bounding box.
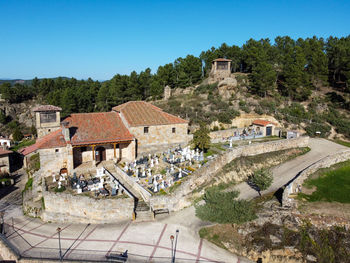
top-left (134, 210), bottom-right (154, 222)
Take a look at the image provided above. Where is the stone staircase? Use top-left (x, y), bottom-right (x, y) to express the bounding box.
top-left (134, 200), bottom-right (154, 222)
top-left (104, 163), bottom-right (154, 222)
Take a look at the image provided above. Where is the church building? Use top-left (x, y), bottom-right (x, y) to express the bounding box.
top-left (23, 101), bottom-right (190, 174)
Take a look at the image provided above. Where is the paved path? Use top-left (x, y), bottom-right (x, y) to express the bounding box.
top-left (233, 138), bottom-right (348, 199)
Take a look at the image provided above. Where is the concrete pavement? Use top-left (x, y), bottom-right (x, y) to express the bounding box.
top-left (233, 138), bottom-right (348, 199)
top-left (3, 213), bottom-right (249, 262)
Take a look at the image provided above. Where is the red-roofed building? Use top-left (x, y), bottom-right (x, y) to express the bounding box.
top-left (23, 101), bottom-right (190, 174)
top-left (113, 101), bottom-right (190, 153)
top-left (251, 119), bottom-right (277, 136)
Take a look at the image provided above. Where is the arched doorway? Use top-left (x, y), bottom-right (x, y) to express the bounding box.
top-left (95, 146), bottom-right (106, 163)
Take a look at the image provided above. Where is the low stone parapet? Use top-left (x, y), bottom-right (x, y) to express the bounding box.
top-left (283, 149), bottom-right (350, 206)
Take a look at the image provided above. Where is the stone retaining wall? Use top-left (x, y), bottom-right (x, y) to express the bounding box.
top-left (150, 136), bottom-right (309, 211)
top-left (42, 186), bottom-right (134, 224)
top-left (283, 149), bottom-right (350, 206)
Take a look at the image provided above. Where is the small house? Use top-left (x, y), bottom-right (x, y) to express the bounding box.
top-left (251, 120), bottom-right (277, 137)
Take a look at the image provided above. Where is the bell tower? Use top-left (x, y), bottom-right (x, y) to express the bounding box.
top-left (33, 105), bottom-right (62, 138)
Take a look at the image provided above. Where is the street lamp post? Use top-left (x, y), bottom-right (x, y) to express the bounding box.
top-left (57, 227), bottom-right (62, 261)
top-left (0, 211), bottom-right (4, 235)
top-left (170, 229), bottom-right (179, 263)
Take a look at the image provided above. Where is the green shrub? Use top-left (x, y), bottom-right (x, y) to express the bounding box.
top-left (247, 169), bottom-right (273, 195)
top-left (195, 82), bottom-right (218, 94)
top-left (195, 187), bottom-right (256, 224)
top-left (54, 186), bottom-right (66, 192)
top-left (305, 123), bottom-right (331, 137)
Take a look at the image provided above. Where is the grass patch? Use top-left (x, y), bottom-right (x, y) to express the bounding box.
top-left (332, 139), bottom-right (350, 148)
top-left (11, 139), bottom-right (35, 152)
top-left (23, 177), bottom-right (33, 192)
top-left (204, 148), bottom-right (219, 158)
top-left (253, 136), bottom-right (282, 143)
top-left (299, 160), bottom-right (350, 203)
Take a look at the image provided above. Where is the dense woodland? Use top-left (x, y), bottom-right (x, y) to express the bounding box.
top-left (1, 35), bottom-right (350, 137)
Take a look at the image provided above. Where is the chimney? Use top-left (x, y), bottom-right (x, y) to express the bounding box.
top-left (61, 121), bottom-right (70, 142)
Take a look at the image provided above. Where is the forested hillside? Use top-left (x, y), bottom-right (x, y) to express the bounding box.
top-left (1, 35), bottom-right (350, 138)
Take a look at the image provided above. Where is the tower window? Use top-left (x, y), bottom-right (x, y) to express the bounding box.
top-left (40, 112), bottom-right (57, 123)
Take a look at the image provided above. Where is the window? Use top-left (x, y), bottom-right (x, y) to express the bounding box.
top-left (48, 129), bottom-right (51, 132)
top-left (55, 149), bottom-right (59, 153)
top-left (81, 147), bottom-right (87, 152)
top-left (40, 112), bottom-right (57, 123)
top-left (172, 127), bottom-right (176, 133)
top-left (216, 61), bottom-right (228, 70)
top-left (144, 127), bottom-right (149, 134)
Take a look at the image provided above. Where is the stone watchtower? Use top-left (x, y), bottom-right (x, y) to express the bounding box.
top-left (210, 58), bottom-right (232, 81)
top-left (33, 105), bottom-right (62, 139)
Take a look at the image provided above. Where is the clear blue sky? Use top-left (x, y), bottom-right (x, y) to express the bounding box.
top-left (1, 0), bottom-right (349, 80)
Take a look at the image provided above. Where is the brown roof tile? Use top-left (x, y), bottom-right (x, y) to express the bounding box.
top-left (21, 129), bottom-right (67, 155)
top-left (212, 58), bottom-right (232, 62)
top-left (0, 148), bottom-right (12, 155)
top-left (64, 112), bottom-right (134, 145)
top-left (33, 105), bottom-right (62, 112)
top-left (112, 101), bottom-right (188, 127)
top-left (252, 119), bottom-right (275, 127)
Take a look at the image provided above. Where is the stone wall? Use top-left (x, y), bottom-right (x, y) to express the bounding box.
top-left (0, 153), bottom-right (10, 173)
top-left (129, 123), bottom-right (191, 154)
top-left (137, 140), bottom-right (193, 156)
top-left (36, 111), bottom-right (61, 139)
top-left (39, 146), bottom-right (69, 175)
top-left (150, 136), bottom-right (309, 211)
top-left (42, 190), bottom-right (134, 224)
top-left (283, 149), bottom-right (350, 206)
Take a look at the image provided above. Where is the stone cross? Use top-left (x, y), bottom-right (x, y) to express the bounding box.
top-left (153, 179), bottom-right (158, 192)
top-left (178, 168), bottom-right (182, 178)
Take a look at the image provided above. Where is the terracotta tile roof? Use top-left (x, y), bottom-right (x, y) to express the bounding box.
top-left (20, 129), bottom-right (67, 155)
top-left (252, 119), bottom-right (275, 127)
top-left (212, 58), bottom-right (232, 62)
top-left (0, 148), bottom-right (12, 155)
top-left (33, 105), bottom-right (62, 112)
top-left (112, 101), bottom-right (188, 127)
top-left (64, 112), bottom-right (134, 145)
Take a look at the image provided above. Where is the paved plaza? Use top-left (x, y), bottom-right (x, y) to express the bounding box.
top-left (3, 212), bottom-right (249, 262)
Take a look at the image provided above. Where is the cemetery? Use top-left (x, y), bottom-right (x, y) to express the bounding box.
top-left (44, 145), bottom-right (208, 198)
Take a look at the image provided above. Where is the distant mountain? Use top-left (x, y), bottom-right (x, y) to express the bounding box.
top-left (0, 79), bottom-right (32, 85)
top-left (0, 76), bottom-right (103, 86)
